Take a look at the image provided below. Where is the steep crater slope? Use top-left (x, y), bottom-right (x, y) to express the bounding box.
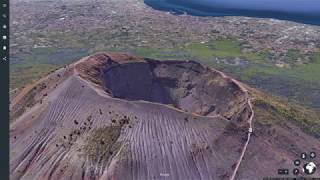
top-left (76, 53), bottom-right (250, 121)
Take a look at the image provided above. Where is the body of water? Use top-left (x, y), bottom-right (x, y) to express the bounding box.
top-left (144, 0), bottom-right (320, 25)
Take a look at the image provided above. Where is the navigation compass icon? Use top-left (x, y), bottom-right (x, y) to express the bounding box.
top-left (303, 162), bottom-right (317, 175)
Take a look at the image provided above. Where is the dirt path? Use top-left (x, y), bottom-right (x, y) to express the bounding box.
top-left (207, 68), bottom-right (255, 180)
top-left (229, 83), bottom-right (254, 180)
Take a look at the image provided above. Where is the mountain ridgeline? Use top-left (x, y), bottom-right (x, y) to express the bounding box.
top-left (10, 53), bottom-right (320, 179)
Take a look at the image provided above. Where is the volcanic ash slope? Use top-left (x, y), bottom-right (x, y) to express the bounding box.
top-left (10, 52), bottom-right (313, 180)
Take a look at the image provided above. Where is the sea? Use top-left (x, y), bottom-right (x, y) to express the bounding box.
top-left (144, 0), bottom-right (320, 25)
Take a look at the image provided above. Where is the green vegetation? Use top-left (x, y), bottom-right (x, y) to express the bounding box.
top-left (239, 64), bottom-right (279, 81)
top-left (239, 51), bottom-right (320, 83)
top-left (285, 49), bottom-right (305, 63)
top-left (134, 47), bottom-right (167, 59)
top-left (253, 92), bottom-right (320, 138)
top-left (84, 126), bottom-right (122, 161)
top-left (11, 63), bottom-right (60, 89)
top-left (291, 52), bottom-right (320, 82)
top-left (184, 39), bottom-right (267, 61)
top-left (10, 47), bottom-right (88, 89)
top-left (132, 39), bottom-right (267, 66)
